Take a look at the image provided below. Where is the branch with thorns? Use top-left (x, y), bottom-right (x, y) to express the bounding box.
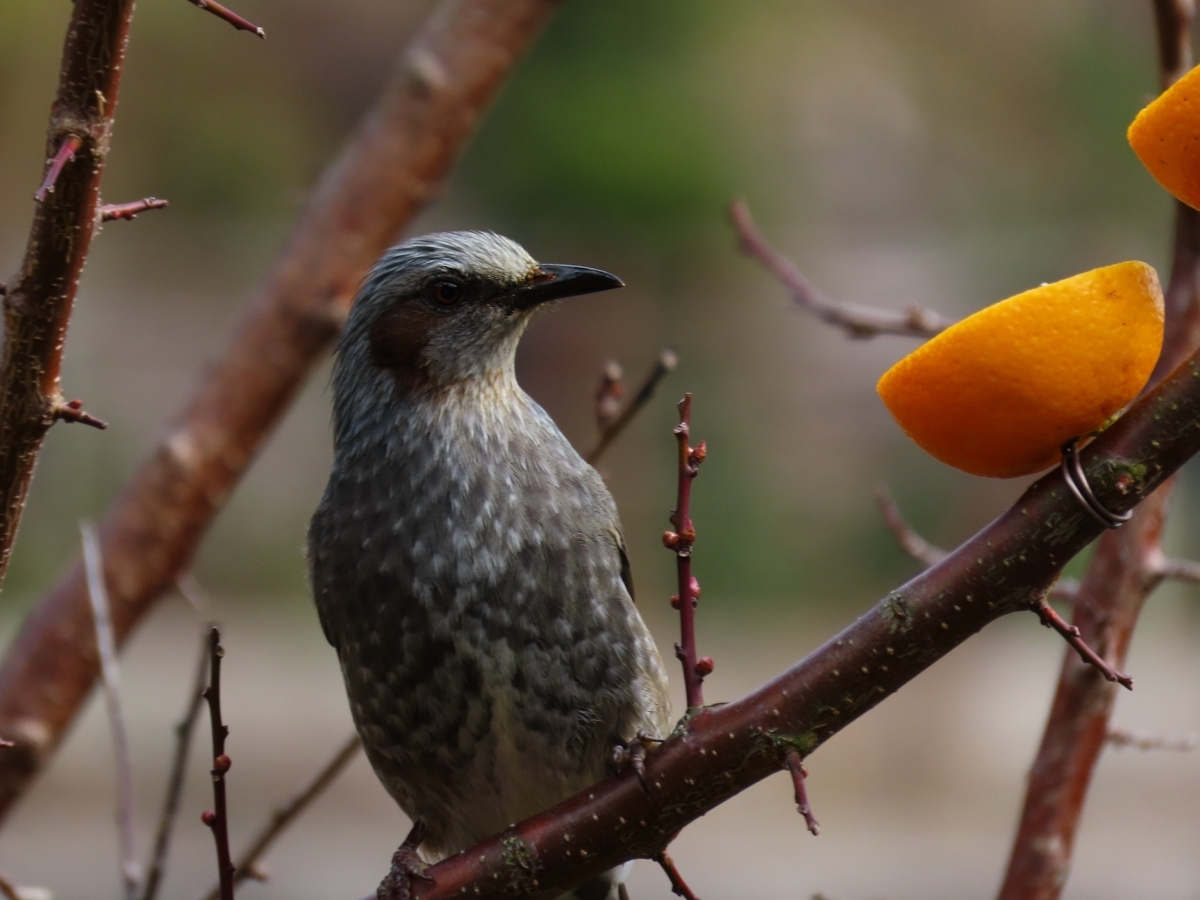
top-left (183, 0), bottom-right (265, 38)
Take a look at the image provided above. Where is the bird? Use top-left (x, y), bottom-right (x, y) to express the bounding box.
top-left (307, 231), bottom-right (671, 900)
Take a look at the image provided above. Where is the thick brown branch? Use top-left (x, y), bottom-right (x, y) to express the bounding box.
top-left (0, 0), bottom-right (137, 592)
top-left (997, 6), bottom-right (1200, 898)
top-left (183, 0), bottom-right (265, 39)
top-left (0, 0), bottom-right (564, 823)
top-left (392, 336), bottom-right (1200, 900)
top-left (730, 199), bottom-right (951, 339)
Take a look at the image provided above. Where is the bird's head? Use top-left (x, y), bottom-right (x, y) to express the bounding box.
top-left (336, 231), bottom-right (622, 401)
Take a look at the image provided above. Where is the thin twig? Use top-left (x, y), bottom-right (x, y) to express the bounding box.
top-left (54, 398), bottom-right (107, 429)
top-left (586, 349), bottom-right (678, 464)
top-left (202, 733), bottom-right (363, 900)
top-left (730, 198), bottom-right (952, 339)
top-left (875, 486), bottom-right (1079, 600)
top-left (33, 135), bottom-right (83, 203)
top-left (201, 627), bottom-right (235, 900)
top-left (101, 198), bottom-right (169, 222)
top-left (1106, 726), bottom-right (1196, 751)
top-left (0, 0), bottom-right (565, 822)
top-left (140, 629), bottom-right (211, 900)
top-left (82, 522), bottom-right (140, 900)
top-left (784, 749), bottom-right (820, 836)
top-left (1151, 556), bottom-right (1200, 584)
top-left (183, 0), bottom-right (265, 38)
top-left (652, 851), bottom-right (701, 900)
top-left (663, 395), bottom-right (708, 709)
top-left (873, 486), bottom-right (947, 567)
top-left (1031, 599), bottom-right (1133, 690)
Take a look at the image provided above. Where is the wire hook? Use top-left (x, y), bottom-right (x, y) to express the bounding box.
top-left (1061, 438), bottom-right (1130, 529)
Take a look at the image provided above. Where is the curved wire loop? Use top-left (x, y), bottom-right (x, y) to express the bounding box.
top-left (1061, 439), bottom-right (1131, 529)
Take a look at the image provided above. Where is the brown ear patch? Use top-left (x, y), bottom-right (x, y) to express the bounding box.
top-left (368, 301), bottom-right (441, 394)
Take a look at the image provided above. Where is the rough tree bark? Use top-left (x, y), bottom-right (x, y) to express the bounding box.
top-left (0, 0), bottom-right (564, 821)
top-left (0, 0), bottom-right (137, 590)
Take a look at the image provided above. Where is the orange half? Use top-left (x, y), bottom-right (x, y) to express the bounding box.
top-left (877, 261), bottom-right (1164, 478)
top-left (1129, 64), bottom-right (1200, 209)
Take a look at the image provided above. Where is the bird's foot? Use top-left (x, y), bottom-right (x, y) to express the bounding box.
top-left (376, 820), bottom-right (433, 900)
top-left (612, 731), bottom-right (664, 791)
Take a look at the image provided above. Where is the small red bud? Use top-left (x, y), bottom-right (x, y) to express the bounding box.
top-left (213, 754), bottom-right (231, 774)
top-left (662, 531), bottom-right (680, 550)
top-left (689, 577), bottom-right (701, 597)
top-left (689, 440), bottom-right (707, 466)
top-left (201, 810), bottom-right (217, 827)
top-left (669, 594), bottom-right (681, 610)
top-left (695, 657), bottom-right (715, 676)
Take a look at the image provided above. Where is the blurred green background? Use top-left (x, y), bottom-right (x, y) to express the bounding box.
top-left (2, 2), bottom-right (1200, 898)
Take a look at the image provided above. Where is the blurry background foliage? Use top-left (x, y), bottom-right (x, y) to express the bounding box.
top-left (0, 0), bottom-right (1196, 619)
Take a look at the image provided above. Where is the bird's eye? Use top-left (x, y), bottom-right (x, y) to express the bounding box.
top-left (429, 279), bottom-right (464, 306)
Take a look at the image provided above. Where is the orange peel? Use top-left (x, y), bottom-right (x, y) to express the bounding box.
top-left (1129, 64), bottom-right (1200, 209)
top-left (877, 261), bottom-right (1164, 478)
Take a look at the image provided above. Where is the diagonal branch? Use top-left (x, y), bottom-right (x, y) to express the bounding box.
top-left (997, 5), bottom-right (1200, 899)
top-left (0, 0), bottom-right (138, 592)
top-left (393, 329), bottom-right (1200, 900)
top-left (730, 199), bottom-right (952, 339)
top-left (0, 0), bottom-right (566, 824)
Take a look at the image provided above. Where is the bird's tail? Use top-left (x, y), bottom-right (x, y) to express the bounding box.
top-left (563, 862), bottom-right (632, 900)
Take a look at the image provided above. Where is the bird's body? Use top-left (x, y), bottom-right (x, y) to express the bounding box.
top-left (308, 232), bottom-right (670, 899)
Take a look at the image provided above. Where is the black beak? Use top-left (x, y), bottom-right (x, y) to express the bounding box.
top-left (508, 264), bottom-right (624, 310)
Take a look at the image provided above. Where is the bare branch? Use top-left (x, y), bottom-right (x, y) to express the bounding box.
top-left (200, 628), bottom-right (234, 900)
top-left (1106, 726), bottom-right (1196, 752)
top-left (183, 0), bottom-right (265, 39)
top-left (82, 522), bottom-right (140, 900)
top-left (664, 395), bottom-right (708, 709)
top-left (1031, 598), bottom-right (1132, 689)
top-left (784, 748), bottom-right (820, 836)
top-left (873, 486), bottom-right (947, 568)
top-left (100, 198), bottom-right (168, 223)
top-left (0, 0), bottom-right (565, 823)
top-left (202, 733), bottom-right (362, 900)
top-left (1150, 555), bottom-right (1200, 584)
top-left (0, 0), bottom-right (137, 592)
top-left (54, 398), bottom-right (107, 430)
top-left (729, 199), bottom-right (951, 340)
top-left (652, 851), bottom-right (701, 900)
top-left (586, 349), bottom-right (678, 464)
top-left (140, 628), bottom-right (211, 900)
